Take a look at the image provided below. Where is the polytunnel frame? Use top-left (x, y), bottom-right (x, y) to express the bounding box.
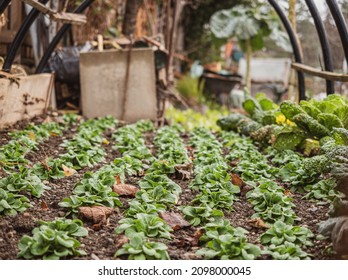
top-left (1, 0), bottom-right (348, 101)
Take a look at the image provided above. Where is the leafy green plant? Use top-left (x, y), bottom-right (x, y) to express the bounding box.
top-left (304, 179), bottom-right (344, 203)
top-left (181, 206), bottom-right (223, 226)
top-left (18, 219), bottom-right (88, 260)
top-left (115, 233), bottom-right (169, 260)
top-left (60, 147), bottom-right (105, 169)
top-left (210, 3), bottom-right (290, 89)
top-left (135, 187), bottom-right (179, 207)
top-left (0, 167), bottom-right (49, 197)
top-left (247, 181), bottom-right (298, 224)
top-left (32, 158), bottom-right (67, 180)
top-left (115, 213), bottom-right (172, 239)
top-left (196, 232), bottom-right (262, 260)
top-left (113, 156), bottom-right (144, 177)
top-left (193, 189), bottom-right (236, 210)
top-left (125, 200), bottom-right (165, 218)
top-left (264, 241), bottom-right (311, 260)
top-left (199, 219), bottom-right (242, 243)
top-left (253, 204), bottom-right (298, 225)
top-left (0, 188), bottom-right (30, 216)
top-left (260, 221), bottom-right (314, 246)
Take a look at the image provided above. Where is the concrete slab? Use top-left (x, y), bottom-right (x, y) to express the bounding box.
top-left (0, 74), bottom-right (54, 128)
top-left (79, 48), bottom-right (157, 123)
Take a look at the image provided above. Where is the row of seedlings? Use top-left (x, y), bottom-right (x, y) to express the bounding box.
top-left (221, 131), bottom-right (314, 260)
top-left (0, 115), bottom-right (78, 216)
top-left (185, 127), bottom-right (261, 260)
top-left (58, 120), bottom-right (155, 216)
top-left (115, 124), bottom-right (190, 260)
top-left (32, 115), bottom-right (117, 180)
top-left (0, 114), bottom-right (77, 174)
top-left (15, 116), bottom-right (122, 260)
top-left (114, 121), bottom-right (171, 260)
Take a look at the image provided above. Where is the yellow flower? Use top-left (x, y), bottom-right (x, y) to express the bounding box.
top-left (276, 114), bottom-right (286, 124)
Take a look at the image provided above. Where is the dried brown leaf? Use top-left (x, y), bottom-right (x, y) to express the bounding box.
top-left (192, 229), bottom-right (204, 246)
top-left (159, 211), bottom-right (190, 230)
top-left (231, 173), bottom-right (244, 187)
top-left (41, 200), bottom-right (49, 210)
top-left (114, 235), bottom-right (129, 249)
top-left (114, 175), bottom-right (121, 185)
top-left (248, 218), bottom-right (269, 229)
top-left (113, 184), bottom-right (139, 197)
top-left (284, 189), bottom-right (293, 197)
top-left (79, 206), bottom-right (114, 225)
top-left (62, 164), bottom-right (76, 177)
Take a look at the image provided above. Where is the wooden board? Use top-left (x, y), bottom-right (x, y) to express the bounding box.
top-left (21, 0), bottom-right (87, 25)
top-left (0, 74), bottom-right (54, 128)
top-left (80, 49), bottom-right (157, 123)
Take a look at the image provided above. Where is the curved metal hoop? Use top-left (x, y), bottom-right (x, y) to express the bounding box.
top-left (305, 0), bottom-right (335, 95)
top-left (267, 0), bottom-right (306, 100)
top-left (0, 0), bottom-right (11, 15)
top-left (326, 0), bottom-right (348, 69)
top-left (1, 0), bottom-right (49, 72)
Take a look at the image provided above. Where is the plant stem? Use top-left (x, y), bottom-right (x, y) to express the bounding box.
top-left (245, 39), bottom-right (252, 91)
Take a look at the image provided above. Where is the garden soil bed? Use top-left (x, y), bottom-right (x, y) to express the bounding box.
top-left (0, 116), bottom-right (339, 260)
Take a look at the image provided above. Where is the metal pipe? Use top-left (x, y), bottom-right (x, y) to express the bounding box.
top-left (0, 0), bottom-right (11, 15)
top-left (305, 0), bottom-right (335, 95)
top-left (267, 0), bottom-right (306, 100)
top-left (326, 0), bottom-right (348, 70)
top-left (2, 0), bottom-right (49, 72)
top-left (35, 0), bottom-right (95, 74)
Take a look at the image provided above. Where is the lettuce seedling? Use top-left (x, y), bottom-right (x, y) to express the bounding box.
top-left (125, 200), bottom-right (166, 218)
top-left (181, 206), bottom-right (223, 226)
top-left (115, 213), bottom-right (173, 239)
top-left (0, 189), bottom-right (30, 216)
top-left (115, 233), bottom-right (169, 260)
top-left (260, 221), bottom-right (314, 246)
top-left (0, 167), bottom-right (49, 197)
top-left (304, 178), bottom-right (344, 203)
top-left (264, 241), bottom-right (311, 260)
top-left (18, 218), bottom-right (88, 260)
top-left (196, 232), bottom-right (262, 260)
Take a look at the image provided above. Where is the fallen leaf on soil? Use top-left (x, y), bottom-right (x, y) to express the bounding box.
top-left (62, 164), bottom-right (77, 177)
top-left (93, 223), bottom-right (102, 231)
top-left (229, 159), bottom-right (241, 167)
top-left (79, 206), bottom-right (114, 225)
top-left (102, 138), bottom-right (110, 145)
top-left (114, 235), bottom-right (129, 249)
top-left (175, 163), bottom-right (193, 181)
top-left (284, 189), bottom-right (293, 196)
top-left (113, 184), bottom-right (139, 197)
top-left (186, 146), bottom-right (195, 152)
top-left (159, 212), bottom-right (190, 230)
top-left (248, 218), bottom-right (269, 229)
top-left (41, 158), bottom-right (52, 171)
top-left (41, 201), bottom-right (49, 210)
top-left (115, 175), bottom-right (121, 185)
top-left (240, 185), bottom-right (253, 196)
top-left (192, 229), bottom-right (204, 246)
top-left (231, 173), bottom-right (244, 187)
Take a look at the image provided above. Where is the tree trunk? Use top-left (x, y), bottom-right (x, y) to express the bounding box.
top-left (245, 39), bottom-right (252, 92)
top-left (122, 0), bottom-right (141, 37)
